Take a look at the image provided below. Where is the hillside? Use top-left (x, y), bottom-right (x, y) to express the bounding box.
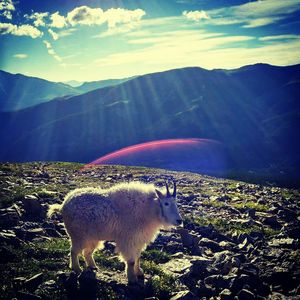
top-left (0, 163), bottom-right (299, 299)
top-left (0, 64), bottom-right (299, 185)
top-left (0, 70), bottom-right (80, 111)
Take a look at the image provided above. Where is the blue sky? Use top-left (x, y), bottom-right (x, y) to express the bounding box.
top-left (1, 0), bottom-right (300, 82)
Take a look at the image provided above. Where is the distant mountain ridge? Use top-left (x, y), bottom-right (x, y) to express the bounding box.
top-left (0, 63), bottom-right (299, 184)
top-left (0, 70), bottom-right (80, 111)
top-left (77, 77), bottom-right (135, 93)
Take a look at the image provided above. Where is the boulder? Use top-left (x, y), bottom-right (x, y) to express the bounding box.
top-left (199, 238), bottom-right (223, 252)
top-left (22, 195), bottom-right (46, 221)
top-left (170, 290), bottom-right (197, 300)
top-left (24, 273), bottom-right (44, 292)
top-left (236, 288), bottom-right (256, 300)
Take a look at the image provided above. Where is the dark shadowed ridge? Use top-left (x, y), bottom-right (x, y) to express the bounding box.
top-left (0, 63), bottom-right (299, 186)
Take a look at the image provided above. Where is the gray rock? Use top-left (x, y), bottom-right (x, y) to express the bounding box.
top-left (263, 215), bottom-right (281, 229)
top-left (199, 238), bottom-right (222, 252)
top-left (204, 275), bottom-right (231, 290)
top-left (78, 268), bottom-right (98, 297)
top-left (268, 238), bottom-right (296, 249)
top-left (0, 210), bottom-right (20, 228)
top-left (236, 288), bottom-right (256, 300)
top-left (177, 228), bottom-right (200, 248)
top-left (219, 288), bottom-right (232, 300)
top-left (195, 281), bottom-right (214, 298)
top-left (22, 195), bottom-right (46, 221)
top-left (16, 291), bottom-right (42, 300)
top-left (26, 228), bottom-right (45, 240)
top-left (189, 257), bottom-right (212, 277)
top-left (170, 290), bottom-right (197, 300)
top-left (24, 273), bottom-right (44, 292)
top-left (0, 230), bottom-right (20, 246)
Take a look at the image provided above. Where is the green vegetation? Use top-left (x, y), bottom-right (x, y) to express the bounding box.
top-left (142, 249), bottom-right (171, 264)
top-left (232, 201), bottom-right (269, 212)
top-left (147, 273), bottom-right (177, 299)
top-left (202, 199), bottom-right (226, 208)
top-left (184, 214), bottom-right (279, 236)
top-left (94, 251), bottom-right (124, 271)
top-left (0, 238), bottom-right (70, 299)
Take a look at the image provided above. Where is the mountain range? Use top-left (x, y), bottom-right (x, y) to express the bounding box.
top-left (0, 64), bottom-right (299, 185)
top-left (0, 70), bottom-right (80, 111)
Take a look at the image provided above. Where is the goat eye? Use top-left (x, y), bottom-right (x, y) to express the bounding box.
top-left (164, 202), bottom-right (170, 206)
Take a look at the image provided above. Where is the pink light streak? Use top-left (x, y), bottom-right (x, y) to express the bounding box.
top-left (83, 138), bottom-right (218, 169)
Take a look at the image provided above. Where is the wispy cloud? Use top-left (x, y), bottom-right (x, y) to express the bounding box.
top-left (0, 22), bottom-right (43, 38)
top-left (93, 29), bottom-right (300, 74)
top-left (13, 53), bottom-right (27, 59)
top-left (95, 31), bottom-right (255, 67)
top-left (48, 28), bottom-right (58, 40)
top-left (259, 34), bottom-right (300, 41)
top-left (185, 0), bottom-right (300, 28)
top-left (43, 40), bottom-right (62, 62)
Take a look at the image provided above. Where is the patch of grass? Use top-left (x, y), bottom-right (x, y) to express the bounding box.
top-left (142, 261), bottom-right (178, 299)
top-left (290, 250), bottom-right (300, 264)
top-left (147, 273), bottom-right (177, 299)
top-left (142, 249), bottom-right (171, 264)
top-left (0, 239), bottom-right (70, 299)
top-left (142, 260), bottom-right (165, 276)
top-left (232, 201), bottom-right (269, 212)
top-left (186, 215), bottom-right (278, 236)
top-left (202, 199), bottom-right (226, 208)
top-left (94, 251), bottom-right (124, 271)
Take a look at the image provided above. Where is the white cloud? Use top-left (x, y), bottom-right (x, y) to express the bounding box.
top-left (48, 28), bottom-right (58, 40)
top-left (104, 8), bottom-right (146, 28)
top-left (183, 10), bottom-right (209, 22)
top-left (0, 0), bottom-right (14, 19)
top-left (66, 6), bottom-right (145, 29)
top-left (0, 22), bottom-right (43, 38)
top-left (25, 12), bottom-right (49, 27)
top-left (13, 53), bottom-right (27, 59)
top-left (259, 34), bottom-right (300, 41)
top-left (43, 40), bottom-right (62, 62)
top-left (50, 11), bottom-right (67, 28)
top-left (67, 6), bottom-right (105, 26)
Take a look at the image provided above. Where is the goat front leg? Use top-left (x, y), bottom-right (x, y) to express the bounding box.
top-left (126, 260), bottom-right (138, 284)
top-left (134, 257), bottom-right (144, 279)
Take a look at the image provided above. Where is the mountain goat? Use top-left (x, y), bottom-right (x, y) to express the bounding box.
top-left (48, 181), bottom-right (182, 283)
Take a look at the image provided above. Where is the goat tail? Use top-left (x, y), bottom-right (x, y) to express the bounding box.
top-left (47, 203), bottom-right (62, 218)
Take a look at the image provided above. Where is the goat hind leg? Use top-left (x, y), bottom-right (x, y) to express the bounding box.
top-left (70, 241), bottom-right (82, 274)
top-left (83, 245), bottom-right (97, 269)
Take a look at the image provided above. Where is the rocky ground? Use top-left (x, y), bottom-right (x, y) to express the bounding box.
top-left (0, 162), bottom-right (299, 300)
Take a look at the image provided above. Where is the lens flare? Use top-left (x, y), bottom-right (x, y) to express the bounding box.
top-left (83, 138), bottom-right (227, 175)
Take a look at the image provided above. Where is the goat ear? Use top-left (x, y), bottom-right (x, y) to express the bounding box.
top-left (155, 189), bottom-right (164, 199)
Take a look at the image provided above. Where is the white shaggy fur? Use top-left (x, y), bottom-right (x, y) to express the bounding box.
top-left (48, 181), bottom-right (182, 283)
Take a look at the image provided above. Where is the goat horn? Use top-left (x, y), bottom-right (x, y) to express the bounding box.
top-left (165, 181), bottom-right (171, 197)
top-left (172, 180), bottom-right (177, 197)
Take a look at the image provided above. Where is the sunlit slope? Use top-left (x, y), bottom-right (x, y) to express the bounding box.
top-left (0, 70), bottom-right (80, 111)
top-left (0, 64), bottom-right (299, 179)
